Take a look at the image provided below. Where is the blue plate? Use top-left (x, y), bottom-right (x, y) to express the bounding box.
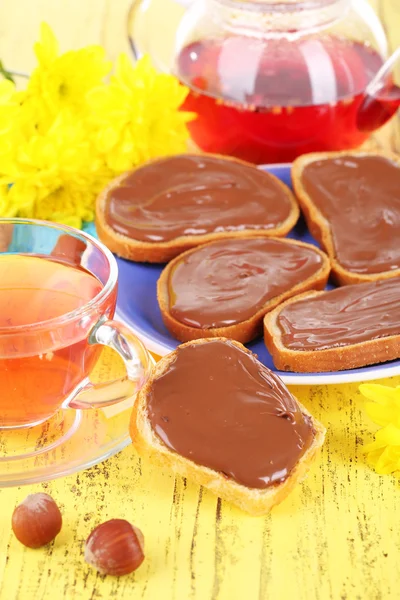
top-left (113, 164), bottom-right (400, 385)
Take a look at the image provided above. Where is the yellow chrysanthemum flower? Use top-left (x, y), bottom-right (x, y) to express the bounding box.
top-left (21, 23), bottom-right (112, 132)
top-left (5, 110), bottom-right (112, 224)
top-left (360, 383), bottom-right (400, 475)
top-left (87, 53), bottom-right (194, 172)
top-left (0, 80), bottom-right (26, 175)
top-left (0, 24), bottom-right (193, 228)
top-left (0, 79), bottom-right (17, 131)
top-left (0, 185), bottom-right (17, 217)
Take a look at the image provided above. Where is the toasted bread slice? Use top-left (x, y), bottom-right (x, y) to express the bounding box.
top-left (157, 237), bottom-right (330, 344)
top-left (292, 150), bottom-right (400, 285)
top-left (264, 278), bottom-right (400, 372)
top-left (130, 338), bottom-right (325, 516)
top-left (96, 154), bottom-right (299, 263)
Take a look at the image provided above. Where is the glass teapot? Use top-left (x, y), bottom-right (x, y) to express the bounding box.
top-left (128, 0), bottom-right (400, 163)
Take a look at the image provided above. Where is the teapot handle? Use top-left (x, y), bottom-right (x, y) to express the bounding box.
top-left (356, 45), bottom-right (400, 132)
top-left (128, 0), bottom-right (196, 72)
top-left (352, 0), bottom-right (388, 58)
top-left (365, 46), bottom-right (400, 98)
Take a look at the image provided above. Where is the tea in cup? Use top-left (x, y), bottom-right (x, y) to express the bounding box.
top-left (0, 219), bottom-right (151, 429)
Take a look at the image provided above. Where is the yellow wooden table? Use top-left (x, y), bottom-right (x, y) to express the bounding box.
top-left (1, 2), bottom-right (400, 599)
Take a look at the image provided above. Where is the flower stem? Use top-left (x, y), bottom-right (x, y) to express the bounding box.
top-left (0, 60), bottom-right (15, 83)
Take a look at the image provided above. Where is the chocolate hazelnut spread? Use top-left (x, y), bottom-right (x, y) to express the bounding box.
top-left (301, 155), bottom-right (400, 274)
top-left (167, 238), bottom-right (324, 328)
top-left (278, 277), bottom-right (400, 351)
top-left (105, 155), bottom-right (295, 243)
top-left (147, 340), bottom-right (315, 489)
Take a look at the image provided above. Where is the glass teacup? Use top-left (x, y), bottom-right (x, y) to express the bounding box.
top-left (0, 218), bottom-right (152, 430)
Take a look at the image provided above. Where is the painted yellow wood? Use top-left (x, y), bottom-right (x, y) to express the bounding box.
top-left (1, 358), bottom-right (400, 599)
top-left (0, 1), bottom-right (400, 598)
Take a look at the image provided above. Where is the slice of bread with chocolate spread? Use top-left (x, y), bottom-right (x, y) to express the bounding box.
top-left (264, 277), bottom-right (400, 372)
top-left (96, 154), bottom-right (299, 263)
top-left (157, 236), bottom-right (330, 344)
top-left (130, 338), bottom-right (326, 516)
top-left (292, 150), bottom-right (400, 285)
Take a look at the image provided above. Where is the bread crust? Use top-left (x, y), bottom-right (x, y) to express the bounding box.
top-left (157, 237), bottom-right (331, 344)
top-left (96, 153), bottom-right (300, 263)
top-left (291, 150), bottom-right (400, 286)
top-left (130, 338), bottom-right (326, 516)
top-left (264, 290), bottom-right (400, 372)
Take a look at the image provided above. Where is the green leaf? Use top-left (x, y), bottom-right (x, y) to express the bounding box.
top-left (0, 60), bottom-right (15, 84)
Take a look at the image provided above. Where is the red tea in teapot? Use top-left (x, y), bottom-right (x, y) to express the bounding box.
top-left (177, 35), bottom-right (399, 163)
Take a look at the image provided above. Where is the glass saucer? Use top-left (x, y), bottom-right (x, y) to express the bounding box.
top-left (0, 348), bottom-right (155, 487)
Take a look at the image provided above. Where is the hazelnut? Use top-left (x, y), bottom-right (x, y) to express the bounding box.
top-left (12, 493), bottom-right (62, 549)
top-left (85, 519), bottom-right (145, 576)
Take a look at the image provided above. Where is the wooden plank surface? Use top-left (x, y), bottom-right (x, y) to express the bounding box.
top-left (1, 365), bottom-right (400, 600)
top-left (0, 2), bottom-right (399, 599)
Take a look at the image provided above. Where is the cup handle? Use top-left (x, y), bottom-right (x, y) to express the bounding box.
top-left (63, 318), bottom-right (153, 410)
